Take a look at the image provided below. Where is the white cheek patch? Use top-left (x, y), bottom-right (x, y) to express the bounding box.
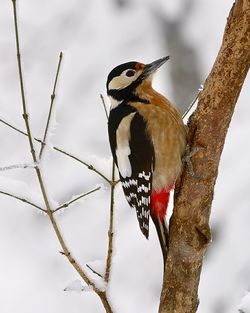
top-left (116, 112), bottom-right (136, 178)
top-left (109, 76), bottom-right (132, 90)
top-left (108, 69), bottom-right (142, 91)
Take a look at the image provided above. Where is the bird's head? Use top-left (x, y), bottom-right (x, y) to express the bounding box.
top-left (106, 56), bottom-right (169, 108)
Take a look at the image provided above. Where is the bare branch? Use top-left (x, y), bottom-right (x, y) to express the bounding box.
top-left (159, 1), bottom-right (250, 312)
top-left (39, 51), bottom-right (63, 159)
top-left (11, 2), bottom-right (113, 312)
top-left (0, 118), bottom-right (111, 184)
top-left (104, 160), bottom-right (116, 283)
top-left (53, 186), bottom-right (101, 213)
top-left (0, 190), bottom-right (45, 212)
top-left (99, 93), bottom-right (116, 283)
top-left (12, 0), bottom-right (38, 167)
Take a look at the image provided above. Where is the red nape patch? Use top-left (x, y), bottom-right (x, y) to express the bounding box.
top-left (151, 185), bottom-right (174, 221)
top-left (135, 62), bottom-right (144, 71)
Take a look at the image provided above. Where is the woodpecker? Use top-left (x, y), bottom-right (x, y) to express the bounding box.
top-left (106, 57), bottom-right (187, 262)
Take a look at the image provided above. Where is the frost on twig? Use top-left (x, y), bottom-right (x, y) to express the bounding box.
top-left (0, 116), bottom-right (111, 183)
top-left (53, 185), bottom-right (101, 213)
top-left (0, 162), bottom-right (38, 171)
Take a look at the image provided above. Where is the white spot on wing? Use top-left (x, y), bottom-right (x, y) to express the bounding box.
top-left (116, 113), bottom-right (136, 178)
top-left (116, 146), bottom-right (132, 178)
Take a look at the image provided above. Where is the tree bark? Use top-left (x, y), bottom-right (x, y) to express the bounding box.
top-left (159, 1), bottom-right (250, 312)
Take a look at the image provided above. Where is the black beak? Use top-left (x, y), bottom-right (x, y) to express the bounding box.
top-left (142, 56), bottom-right (170, 79)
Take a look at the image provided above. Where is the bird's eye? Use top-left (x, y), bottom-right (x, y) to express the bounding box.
top-left (125, 70), bottom-right (136, 77)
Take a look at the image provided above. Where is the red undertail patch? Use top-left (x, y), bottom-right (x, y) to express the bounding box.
top-left (151, 184), bottom-right (174, 221)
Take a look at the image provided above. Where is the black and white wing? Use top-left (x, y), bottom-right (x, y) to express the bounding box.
top-left (108, 107), bottom-right (154, 238)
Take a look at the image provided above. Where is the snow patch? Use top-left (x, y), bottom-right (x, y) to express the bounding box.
top-left (238, 292), bottom-right (250, 313)
top-left (64, 279), bottom-right (93, 293)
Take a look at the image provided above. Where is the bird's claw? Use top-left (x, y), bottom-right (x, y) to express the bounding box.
top-left (183, 144), bottom-right (204, 178)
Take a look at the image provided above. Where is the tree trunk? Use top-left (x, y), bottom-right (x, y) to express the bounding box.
top-left (159, 1), bottom-right (250, 312)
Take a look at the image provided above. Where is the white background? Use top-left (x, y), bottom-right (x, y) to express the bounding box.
top-left (0, 1), bottom-right (249, 312)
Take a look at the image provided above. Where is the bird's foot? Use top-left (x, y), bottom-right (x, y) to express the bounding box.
top-left (183, 144), bottom-right (204, 178)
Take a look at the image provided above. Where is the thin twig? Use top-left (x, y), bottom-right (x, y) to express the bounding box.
top-left (39, 52), bottom-right (63, 159)
top-left (53, 146), bottom-right (111, 184)
top-left (0, 190), bottom-right (45, 212)
top-left (12, 0), bottom-right (37, 167)
top-left (0, 118), bottom-right (111, 184)
top-left (104, 160), bottom-right (116, 283)
top-left (11, 2), bottom-right (113, 312)
top-left (0, 117), bottom-right (45, 144)
top-left (100, 94), bottom-right (115, 283)
top-left (100, 94), bottom-right (109, 120)
top-left (0, 118), bottom-right (27, 135)
top-left (86, 264), bottom-right (103, 278)
top-left (182, 86), bottom-right (203, 119)
top-left (53, 186), bottom-right (101, 213)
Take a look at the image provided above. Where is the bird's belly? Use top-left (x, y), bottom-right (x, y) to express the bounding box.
top-left (149, 116), bottom-right (186, 191)
top-left (152, 140), bottom-right (184, 191)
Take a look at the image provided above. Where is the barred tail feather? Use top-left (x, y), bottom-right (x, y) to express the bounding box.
top-left (120, 170), bottom-right (152, 239)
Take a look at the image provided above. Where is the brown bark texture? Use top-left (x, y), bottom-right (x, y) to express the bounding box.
top-left (159, 1), bottom-right (250, 312)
